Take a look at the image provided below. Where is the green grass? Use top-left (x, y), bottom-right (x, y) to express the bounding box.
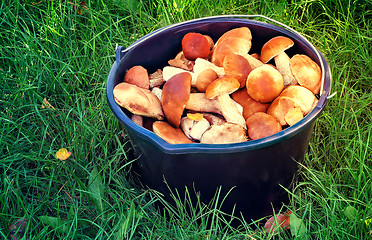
top-left (1, 0), bottom-right (371, 239)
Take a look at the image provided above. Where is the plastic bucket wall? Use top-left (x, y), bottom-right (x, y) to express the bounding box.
top-left (106, 16), bottom-right (332, 220)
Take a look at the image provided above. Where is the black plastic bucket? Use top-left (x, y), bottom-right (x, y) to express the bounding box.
top-left (106, 15), bottom-right (332, 221)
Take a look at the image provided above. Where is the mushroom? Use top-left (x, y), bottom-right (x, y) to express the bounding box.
top-left (203, 34), bottom-right (214, 49)
top-left (149, 69), bottom-right (165, 88)
top-left (185, 92), bottom-right (243, 116)
top-left (185, 93), bottom-right (222, 115)
top-left (290, 54), bottom-right (322, 94)
top-left (161, 72), bottom-right (192, 127)
top-left (151, 87), bottom-right (162, 100)
top-left (200, 122), bottom-right (247, 144)
top-left (284, 107), bottom-right (303, 126)
top-left (232, 88), bottom-right (270, 120)
top-left (279, 85), bottom-right (318, 114)
top-left (193, 58), bottom-right (225, 79)
top-left (123, 65), bottom-right (150, 89)
top-left (180, 116), bottom-right (211, 141)
top-left (246, 112), bottom-right (282, 140)
top-left (168, 51), bottom-right (195, 71)
top-left (113, 82), bottom-right (164, 120)
top-left (250, 53), bottom-right (261, 60)
top-left (211, 27), bottom-right (252, 67)
top-left (266, 97), bottom-right (299, 126)
top-left (246, 64), bottom-right (284, 103)
top-left (182, 32), bottom-right (211, 61)
top-left (195, 69), bottom-right (218, 92)
top-left (222, 54), bottom-right (252, 88)
top-left (261, 36), bottom-right (297, 87)
top-left (267, 85), bottom-right (318, 125)
top-left (240, 52), bottom-right (264, 69)
top-left (153, 121), bottom-right (193, 144)
top-left (202, 113), bottom-right (226, 125)
top-left (205, 76), bottom-right (246, 129)
top-left (131, 114), bottom-right (143, 126)
top-left (162, 66), bottom-right (197, 85)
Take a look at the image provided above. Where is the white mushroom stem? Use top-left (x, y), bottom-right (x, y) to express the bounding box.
top-left (185, 93), bottom-right (243, 116)
top-left (151, 87), bottom-right (162, 101)
top-left (185, 93), bottom-right (222, 115)
top-left (193, 58), bottom-right (225, 76)
top-left (274, 52), bottom-right (297, 86)
top-left (180, 117), bottom-right (211, 141)
top-left (163, 66), bottom-right (197, 85)
top-left (217, 93), bottom-right (247, 129)
top-left (240, 53), bottom-right (264, 69)
top-left (189, 118), bottom-right (210, 141)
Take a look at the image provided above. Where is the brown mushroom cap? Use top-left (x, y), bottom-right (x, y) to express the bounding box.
top-left (161, 72), bottom-right (192, 127)
top-left (200, 122), bottom-right (247, 144)
top-left (279, 85), bottom-right (318, 115)
top-left (168, 51), bottom-right (195, 71)
top-left (232, 88), bottom-right (270, 119)
top-left (246, 64), bottom-right (284, 103)
top-left (205, 76), bottom-right (240, 99)
top-left (182, 32), bottom-right (211, 61)
top-left (260, 36), bottom-right (294, 63)
top-left (153, 121), bottom-right (193, 144)
top-left (223, 54), bottom-right (252, 88)
top-left (113, 82), bottom-right (164, 120)
top-left (250, 53), bottom-right (261, 60)
top-left (123, 65), bottom-right (150, 89)
top-left (211, 27), bottom-right (252, 67)
top-left (203, 34), bottom-right (214, 49)
top-left (267, 96), bottom-right (298, 126)
top-left (290, 54), bottom-right (322, 94)
top-left (195, 69), bottom-right (218, 92)
top-left (246, 112), bottom-right (282, 140)
top-left (267, 85), bottom-right (318, 125)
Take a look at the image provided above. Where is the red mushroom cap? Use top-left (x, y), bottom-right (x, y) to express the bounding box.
top-left (182, 32), bottom-right (210, 61)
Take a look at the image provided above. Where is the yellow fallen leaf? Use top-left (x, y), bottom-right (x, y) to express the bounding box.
top-left (365, 218), bottom-right (372, 228)
top-left (42, 98), bottom-right (55, 110)
top-left (187, 113), bottom-right (203, 121)
top-left (55, 148), bottom-right (71, 161)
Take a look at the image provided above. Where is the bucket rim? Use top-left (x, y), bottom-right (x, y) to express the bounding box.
top-left (107, 15), bottom-right (332, 154)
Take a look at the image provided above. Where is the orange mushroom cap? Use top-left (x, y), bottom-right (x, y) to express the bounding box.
top-left (123, 65), bottom-right (150, 89)
top-left (153, 121), bottom-right (193, 144)
top-left (290, 54), bottom-right (322, 94)
top-left (246, 64), bottom-right (284, 103)
top-left (211, 27), bottom-right (252, 67)
top-left (205, 76), bottom-right (240, 99)
top-left (261, 36), bottom-right (294, 63)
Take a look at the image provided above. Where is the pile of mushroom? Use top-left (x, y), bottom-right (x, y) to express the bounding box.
top-left (113, 27), bottom-right (322, 144)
